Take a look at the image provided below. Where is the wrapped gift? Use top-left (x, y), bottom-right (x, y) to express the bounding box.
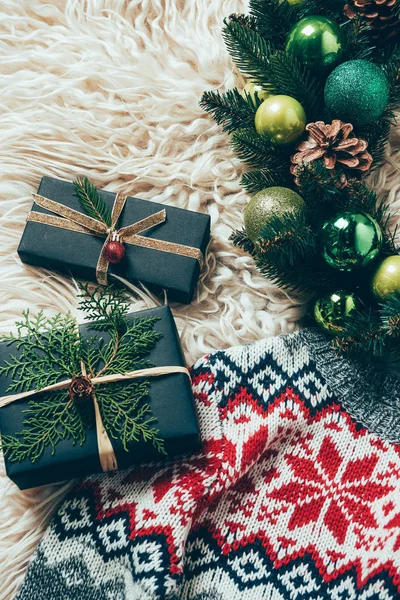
top-left (18, 177), bottom-right (211, 304)
top-left (0, 299), bottom-right (200, 490)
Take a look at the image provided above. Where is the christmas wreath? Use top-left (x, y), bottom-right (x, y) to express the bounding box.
top-left (201, 0), bottom-right (400, 365)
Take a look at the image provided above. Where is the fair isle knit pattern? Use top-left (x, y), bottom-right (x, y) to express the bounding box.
top-left (16, 330), bottom-right (400, 600)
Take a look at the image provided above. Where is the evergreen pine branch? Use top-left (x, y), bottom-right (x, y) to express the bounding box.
top-left (249, 0), bottom-right (299, 46)
top-left (199, 88), bottom-right (258, 134)
top-left (1, 393), bottom-right (86, 463)
top-left (332, 307), bottom-right (386, 361)
top-left (267, 51), bottom-right (324, 120)
top-left (294, 161), bottom-right (345, 217)
top-left (96, 382), bottom-right (166, 454)
top-left (230, 229), bottom-right (257, 256)
top-left (222, 19), bottom-right (273, 84)
top-left (341, 18), bottom-right (373, 62)
top-left (380, 293), bottom-right (400, 338)
top-left (241, 168), bottom-right (293, 193)
top-left (227, 13), bottom-right (258, 30)
top-left (231, 128), bottom-right (288, 170)
top-left (256, 212), bottom-right (317, 267)
top-left (73, 176), bottom-right (112, 228)
top-left (357, 111), bottom-right (394, 167)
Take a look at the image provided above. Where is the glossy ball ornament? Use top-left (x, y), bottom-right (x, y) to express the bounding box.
top-left (286, 16), bottom-right (344, 73)
top-left (321, 211), bottom-right (382, 271)
top-left (314, 290), bottom-right (360, 334)
top-left (244, 186), bottom-right (305, 242)
top-left (241, 82), bottom-right (270, 106)
top-left (371, 255), bottom-right (400, 300)
top-left (324, 60), bottom-right (390, 126)
top-left (103, 240), bottom-right (126, 264)
top-left (254, 95), bottom-right (306, 145)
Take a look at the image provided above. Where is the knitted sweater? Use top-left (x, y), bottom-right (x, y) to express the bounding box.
top-left (16, 329), bottom-right (400, 600)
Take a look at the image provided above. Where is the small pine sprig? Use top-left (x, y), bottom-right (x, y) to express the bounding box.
top-left (380, 293), bottom-right (400, 339)
top-left (249, 0), bottom-right (299, 46)
top-left (256, 211), bottom-right (317, 267)
top-left (199, 88), bottom-right (259, 134)
top-left (73, 176), bottom-right (112, 228)
top-left (231, 128), bottom-right (289, 170)
top-left (0, 285), bottom-right (166, 463)
top-left (241, 168), bottom-right (294, 193)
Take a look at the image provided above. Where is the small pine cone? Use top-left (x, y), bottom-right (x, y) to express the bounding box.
top-left (345, 0), bottom-right (400, 42)
top-left (291, 120), bottom-right (373, 187)
top-left (69, 376), bottom-right (94, 405)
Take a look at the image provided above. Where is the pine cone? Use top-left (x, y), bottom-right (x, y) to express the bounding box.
top-left (290, 120), bottom-right (373, 186)
top-left (345, 0), bottom-right (400, 41)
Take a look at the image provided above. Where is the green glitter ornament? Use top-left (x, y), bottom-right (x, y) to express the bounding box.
top-left (254, 95), bottom-right (306, 145)
top-left (314, 290), bottom-right (360, 334)
top-left (244, 187), bottom-right (305, 243)
top-left (286, 16), bottom-right (344, 73)
top-left (320, 211), bottom-right (382, 271)
top-left (324, 60), bottom-right (390, 126)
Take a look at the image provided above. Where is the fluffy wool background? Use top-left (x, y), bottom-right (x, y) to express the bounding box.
top-left (0, 1), bottom-right (399, 598)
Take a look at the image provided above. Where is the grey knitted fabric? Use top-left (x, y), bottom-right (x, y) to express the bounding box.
top-left (15, 329), bottom-right (400, 600)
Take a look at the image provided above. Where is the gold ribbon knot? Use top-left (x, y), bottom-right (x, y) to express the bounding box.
top-left (28, 192), bottom-right (204, 286)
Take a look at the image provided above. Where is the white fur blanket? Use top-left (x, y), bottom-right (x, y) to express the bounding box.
top-left (0, 1), bottom-right (399, 598)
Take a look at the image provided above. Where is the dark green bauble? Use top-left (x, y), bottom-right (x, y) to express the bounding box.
top-left (324, 60), bottom-right (390, 126)
top-left (286, 16), bottom-right (343, 73)
top-left (314, 290), bottom-right (360, 334)
top-left (321, 211), bottom-right (382, 271)
top-left (244, 187), bottom-right (305, 242)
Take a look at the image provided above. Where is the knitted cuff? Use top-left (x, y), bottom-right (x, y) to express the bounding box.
top-left (298, 328), bottom-right (400, 444)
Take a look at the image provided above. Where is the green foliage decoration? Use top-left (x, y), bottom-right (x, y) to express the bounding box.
top-left (201, 0), bottom-right (400, 364)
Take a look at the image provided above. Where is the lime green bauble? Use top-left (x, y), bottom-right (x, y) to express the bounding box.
top-left (244, 187), bottom-right (305, 242)
top-left (254, 95), bottom-right (306, 145)
top-left (241, 82), bottom-right (270, 106)
top-left (286, 16), bottom-right (343, 73)
top-left (286, 0), bottom-right (305, 4)
top-left (321, 211), bottom-right (382, 271)
top-left (324, 60), bottom-right (390, 126)
top-left (314, 290), bottom-right (360, 334)
top-left (371, 256), bottom-right (400, 300)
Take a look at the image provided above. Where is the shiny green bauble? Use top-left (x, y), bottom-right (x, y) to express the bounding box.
top-left (321, 211), bottom-right (383, 271)
top-left (324, 60), bottom-right (390, 126)
top-left (314, 290), bottom-right (360, 334)
top-left (286, 16), bottom-right (343, 73)
top-left (244, 187), bottom-right (305, 242)
top-left (254, 95), bottom-right (306, 145)
top-left (241, 82), bottom-right (270, 106)
top-left (371, 256), bottom-right (400, 300)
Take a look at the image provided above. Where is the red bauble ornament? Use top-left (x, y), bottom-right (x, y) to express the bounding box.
top-left (103, 240), bottom-right (126, 264)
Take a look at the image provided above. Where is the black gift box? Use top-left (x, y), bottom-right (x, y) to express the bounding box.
top-left (0, 306), bottom-right (200, 490)
top-left (18, 177), bottom-right (211, 304)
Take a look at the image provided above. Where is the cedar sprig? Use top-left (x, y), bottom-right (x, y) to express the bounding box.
top-left (73, 176), bottom-right (112, 228)
top-left (0, 285), bottom-right (166, 463)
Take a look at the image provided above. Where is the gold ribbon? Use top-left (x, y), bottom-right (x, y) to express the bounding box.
top-left (28, 192), bottom-right (204, 286)
top-left (0, 364), bottom-right (191, 472)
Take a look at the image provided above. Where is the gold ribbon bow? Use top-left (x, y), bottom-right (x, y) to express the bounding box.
top-left (0, 363), bottom-right (191, 472)
top-left (28, 192), bottom-right (204, 285)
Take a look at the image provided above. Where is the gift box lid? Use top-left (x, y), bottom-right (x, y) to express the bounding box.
top-left (18, 177), bottom-right (211, 304)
